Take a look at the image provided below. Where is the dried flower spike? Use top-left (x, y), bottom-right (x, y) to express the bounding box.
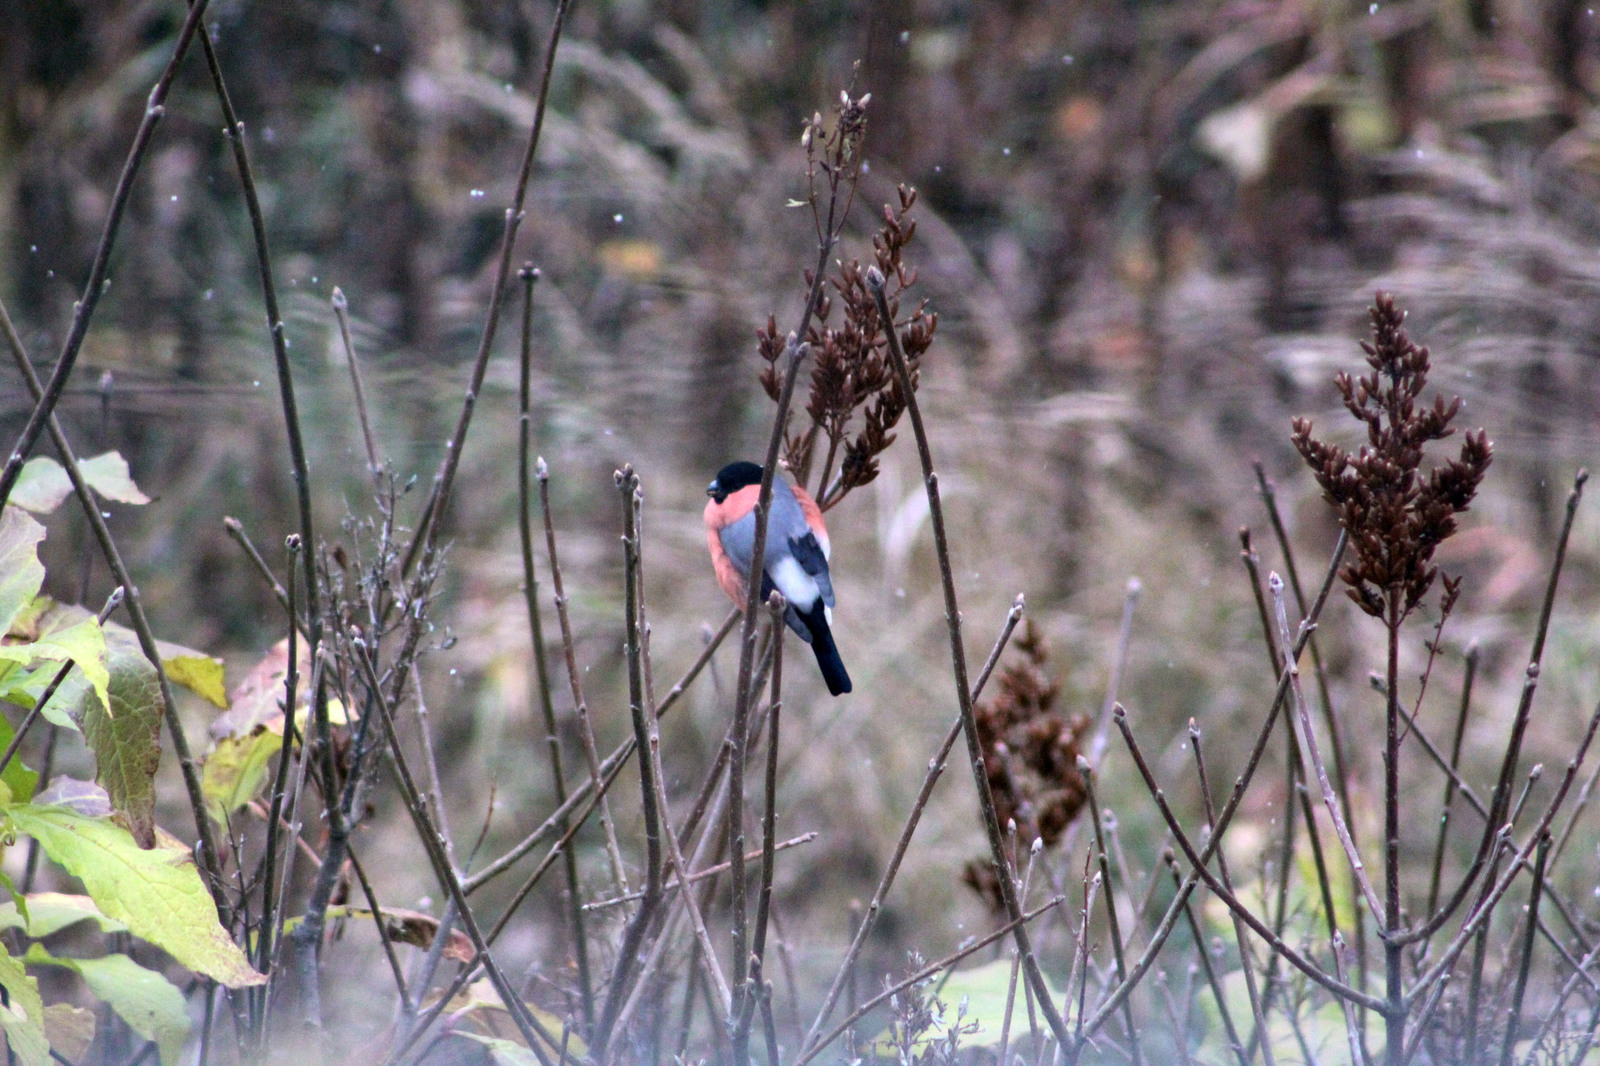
top-left (963, 621), bottom-right (1089, 908)
top-left (1292, 292), bottom-right (1493, 622)
top-left (758, 183), bottom-right (936, 511)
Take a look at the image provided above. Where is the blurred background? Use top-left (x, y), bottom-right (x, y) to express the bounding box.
top-left (2, 0), bottom-right (1600, 1039)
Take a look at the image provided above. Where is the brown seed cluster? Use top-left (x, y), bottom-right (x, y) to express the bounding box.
top-left (963, 622), bottom-right (1090, 906)
top-left (1291, 292), bottom-right (1493, 622)
top-left (758, 93), bottom-right (936, 510)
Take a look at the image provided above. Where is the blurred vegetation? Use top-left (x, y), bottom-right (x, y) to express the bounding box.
top-left (2, 0), bottom-right (1600, 1061)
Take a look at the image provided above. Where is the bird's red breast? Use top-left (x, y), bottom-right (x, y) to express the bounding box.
top-left (703, 481), bottom-right (829, 608)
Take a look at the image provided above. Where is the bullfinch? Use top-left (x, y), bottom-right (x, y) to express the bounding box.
top-left (704, 461), bottom-right (852, 696)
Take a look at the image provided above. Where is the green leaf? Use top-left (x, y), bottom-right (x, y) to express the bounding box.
top-left (0, 875), bottom-right (26, 933)
top-left (0, 602), bottom-right (111, 736)
top-left (26, 946), bottom-right (189, 1066)
top-left (30, 610), bottom-right (111, 726)
top-left (83, 629), bottom-right (163, 848)
top-left (0, 509), bottom-right (47, 637)
top-left (0, 941), bottom-right (49, 1066)
top-left (201, 727), bottom-right (282, 824)
top-left (867, 958), bottom-right (1065, 1053)
top-left (0, 893), bottom-right (126, 937)
top-left (77, 452), bottom-right (151, 506)
top-left (7, 803), bottom-right (263, 988)
top-left (17, 663), bottom-right (87, 731)
top-left (0, 713), bottom-right (39, 802)
top-left (9, 458), bottom-right (71, 515)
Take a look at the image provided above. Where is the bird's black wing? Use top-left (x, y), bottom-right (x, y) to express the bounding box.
top-left (788, 531), bottom-right (835, 607)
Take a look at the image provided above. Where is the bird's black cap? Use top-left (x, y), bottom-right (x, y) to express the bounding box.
top-left (708, 461), bottom-right (763, 502)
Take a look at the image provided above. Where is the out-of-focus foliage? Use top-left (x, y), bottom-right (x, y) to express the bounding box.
top-left (3, 0), bottom-right (1600, 1058)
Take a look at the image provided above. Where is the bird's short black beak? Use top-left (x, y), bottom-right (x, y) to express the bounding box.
top-left (706, 479), bottom-right (720, 499)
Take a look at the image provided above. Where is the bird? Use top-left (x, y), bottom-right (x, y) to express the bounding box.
top-left (704, 460), bottom-right (852, 696)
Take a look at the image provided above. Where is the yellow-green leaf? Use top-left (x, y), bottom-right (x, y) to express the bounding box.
top-left (0, 510), bottom-right (46, 637)
top-left (77, 452), bottom-right (151, 506)
top-left (202, 728), bottom-right (282, 824)
top-left (0, 893), bottom-right (127, 937)
top-left (30, 613), bottom-right (111, 727)
top-left (7, 804), bottom-right (263, 988)
top-left (27, 946), bottom-right (189, 1066)
top-left (455, 1034), bottom-right (548, 1066)
top-left (0, 714), bottom-right (38, 802)
top-left (157, 645), bottom-right (227, 709)
top-left (0, 941), bottom-right (49, 1066)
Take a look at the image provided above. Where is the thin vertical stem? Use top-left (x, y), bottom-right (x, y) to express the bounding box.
top-left (1168, 855), bottom-right (1250, 1066)
top-left (1084, 768), bottom-right (1144, 1066)
top-left (331, 287), bottom-right (381, 483)
top-left (751, 597), bottom-right (784, 991)
top-left (1426, 645), bottom-right (1479, 922)
top-left (867, 266), bottom-right (1073, 1050)
top-left (1498, 835), bottom-right (1550, 1066)
top-left (728, 338), bottom-right (806, 1047)
top-left (399, 0), bottom-right (578, 575)
top-left (515, 265), bottom-right (591, 1035)
top-left (539, 462), bottom-right (629, 895)
top-left (1190, 720), bottom-right (1275, 1066)
top-left (592, 468), bottom-right (665, 1060)
top-left (0, 0), bottom-right (213, 510)
top-left (1384, 601), bottom-right (1404, 1066)
top-left (253, 536), bottom-right (303, 1036)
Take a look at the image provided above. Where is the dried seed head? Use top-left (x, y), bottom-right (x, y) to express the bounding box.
top-left (963, 621), bottom-right (1089, 908)
top-left (1292, 293), bottom-right (1493, 624)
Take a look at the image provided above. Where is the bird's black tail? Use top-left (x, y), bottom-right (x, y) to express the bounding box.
top-left (798, 602), bottom-right (851, 696)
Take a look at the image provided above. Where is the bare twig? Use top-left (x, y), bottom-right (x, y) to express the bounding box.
top-left (868, 265), bottom-right (1073, 1048)
top-left (1498, 834), bottom-right (1550, 1066)
top-left (741, 592), bottom-right (787, 1057)
top-left (592, 467), bottom-right (667, 1060)
top-left (792, 896), bottom-right (1067, 1066)
top-left (332, 287), bottom-right (382, 482)
top-left (1079, 529), bottom-right (1348, 1042)
top-left (583, 834), bottom-right (818, 910)
top-left (802, 593), bottom-right (1025, 1049)
top-left (538, 459), bottom-right (630, 896)
top-left (0, 0), bottom-right (213, 511)
top-left (1091, 578), bottom-right (1141, 763)
top-left (1113, 705), bottom-right (1385, 1012)
top-left (400, 0), bottom-right (577, 573)
top-left (1189, 719), bottom-right (1275, 1066)
top-left (1083, 764), bottom-right (1145, 1066)
top-left (1271, 572), bottom-right (1385, 924)
top-left (514, 264), bottom-right (591, 1034)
